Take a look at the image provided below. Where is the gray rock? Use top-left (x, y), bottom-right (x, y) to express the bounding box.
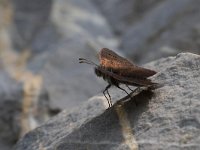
top-left (92, 0), bottom-right (162, 35)
top-left (0, 71), bottom-right (22, 150)
top-left (0, 69), bottom-right (51, 150)
top-left (0, 0), bottom-right (118, 148)
top-left (11, 0), bottom-right (53, 52)
top-left (26, 0), bottom-right (118, 110)
top-left (120, 0), bottom-right (200, 63)
top-left (0, 0), bottom-right (119, 148)
top-left (9, 0), bottom-right (118, 112)
top-left (15, 53), bottom-right (200, 150)
top-left (0, 1), bottom-right (52, 149)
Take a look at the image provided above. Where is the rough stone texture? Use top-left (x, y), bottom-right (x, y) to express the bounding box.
top-left (0, 72), bottom-right (51, 150)
top-left (2, 0), bottom-right (200, 149)
top-left (1, 0), bottom-right (119, 121)
top-left (0, 0), bottom-right (118, 149)
top-left (0, 71), bottom-right (51, 150)
top-left (25, 0), bottom-right (118, 110)
top-left (92, 0), bottom-right (163, 35)
top-left (92, 0), bottom-right (200, 64)
top-left (0, 71), bottom-right (22, 150)
top-left (11, 0), bottom-right (53, 52)
top-left (120, 0), bottom-right (200, 63)
top-left (0, 1), bottom-right (55, 149)
top-left (15, 53), bottom-right (200, 150)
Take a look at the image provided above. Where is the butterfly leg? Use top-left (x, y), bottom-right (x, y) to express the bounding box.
top-left (116, 85), bottom-right (130, 97)
top-left (103, 90), bottom-right (110, 107)
top-left (106, 88), bottom-right (112, 106)
top-left (126, 85), bottom-right (140, 94)
top-left (125, 84), bottom-right (134, 92)
top-left (103, 84), bottom-right (112, 107)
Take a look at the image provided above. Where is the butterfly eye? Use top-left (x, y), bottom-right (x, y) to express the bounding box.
top-left (94, 68), bottom-right (101, 77)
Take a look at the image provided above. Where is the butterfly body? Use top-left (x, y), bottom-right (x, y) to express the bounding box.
top-left (94, 66), bottom-right (155, 87)
top-left (94, 66), bottom-right (119, 87)
top-left (79, 48), bottom-right (157, 107)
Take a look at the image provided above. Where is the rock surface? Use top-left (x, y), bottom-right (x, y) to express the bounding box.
top-left (120, 0), bottom-right (200, 63)
top-left (0, 0), bottom-right (118, 149)
top-left (12, 0), bottom-right (118, 111)
top-left (1, 0), bottom-right (200, 149)
top-left (93, 0), bottom-right (200, 63)
top-left (0, 71), bottom-right (22, 150)
top-left (15, 53), bottom-right (200, 150)
top-left (0, 0), bottom-right (118, 118)
top-left (0, 1), bottom-right (53, 149)
top-left (92, 0), bottom-right (162, 35)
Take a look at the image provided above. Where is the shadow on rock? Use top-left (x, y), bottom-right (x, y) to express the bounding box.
top-left (55, 89), bottom-right (155, 150)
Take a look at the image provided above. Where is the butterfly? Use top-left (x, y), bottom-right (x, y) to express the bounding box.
top-left (79, 48), bottom-right (157, 108)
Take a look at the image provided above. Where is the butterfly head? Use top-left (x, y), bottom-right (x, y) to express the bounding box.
top-left (79, 58), bottom-right (103, 77)
top-left (94, 67), bottom-right (102, 77)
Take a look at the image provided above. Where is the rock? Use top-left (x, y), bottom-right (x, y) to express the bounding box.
top-left (0, 0), bottom-right (58, 148)
top-left (11, 0), bottom-right (53, 52)
top-left (0, 70), bottom-right (51, 150)
top-left (23, 0), bottom-right (118, 110)
top-left (0, 0), bottom-right (118, 149)
top-left (2, 0), bottom-right (120, 119)
top-left (3, 0), bottom-right (200, 149)
top-left (92, 0), bottom-right (161, 35)
top-left (0, 71), bottom-right (22, 150)
top-left (0, 1), bottom-right (53, 149)
top-left (120, 0), bottom-right (200, 63)
top-left (15, 53), bottom-right (200, 150)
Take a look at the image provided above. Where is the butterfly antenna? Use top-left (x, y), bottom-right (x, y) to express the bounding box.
top-left (79, 58), bottom-right (98, 66)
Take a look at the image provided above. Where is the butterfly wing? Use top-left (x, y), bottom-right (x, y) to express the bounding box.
top-left (99, 48), bottom-right (135, 69)
top-left (99, 48), bottom-right (156, 78)
top-left (97, 66), bottom-right (157, 87)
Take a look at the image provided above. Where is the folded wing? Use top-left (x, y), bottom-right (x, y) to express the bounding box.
top-left (97, 66), bottom-right (157, 87)
top-left (99, 48), bottom-right (156, 78)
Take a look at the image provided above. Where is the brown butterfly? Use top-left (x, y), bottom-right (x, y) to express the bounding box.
top-left (79, 48), bottom-right (157, 108)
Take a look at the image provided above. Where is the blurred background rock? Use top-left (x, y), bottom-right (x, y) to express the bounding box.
top-left (0, 0), bottom-right (199, 149)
